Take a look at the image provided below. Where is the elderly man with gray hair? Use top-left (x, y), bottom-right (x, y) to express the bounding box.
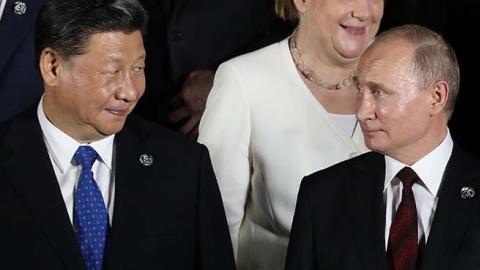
top-left (286, 24), bottom-right (480, 270)
top-left (0, 0), bottom-right (235, 269)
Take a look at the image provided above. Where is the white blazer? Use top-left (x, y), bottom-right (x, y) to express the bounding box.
top-left (198, 38), bottom-right (369, 270)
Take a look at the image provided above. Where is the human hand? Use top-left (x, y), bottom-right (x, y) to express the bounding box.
top-left (168, 69), bottom-right (214, 138)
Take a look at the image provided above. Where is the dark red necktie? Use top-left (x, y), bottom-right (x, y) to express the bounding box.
top-left (387, 167), bottom-right (420, 270)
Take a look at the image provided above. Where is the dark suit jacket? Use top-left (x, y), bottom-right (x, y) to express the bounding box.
top-left (0, 110), bottom-right (235, 270)
top-left (135, 0), bottom-right (293, 124)
top-left (285, 148), bottom-right (480, 270)
top-left (0, 0), bottom-right (44, 122)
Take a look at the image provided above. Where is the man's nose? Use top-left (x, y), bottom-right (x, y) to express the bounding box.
top-left (356, 92), bottom-right (376, 121)
top-left (116, 72), bottom-right (143, 102)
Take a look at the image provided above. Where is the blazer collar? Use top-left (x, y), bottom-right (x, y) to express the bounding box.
top-left (420, 145), bottom-right (480, 270)
top-left (0, 111), bottom-right (85, 270)
top-left (103, 118), bottom-right (157, 269)
top-left (348, 152), bottom-right (387, 270)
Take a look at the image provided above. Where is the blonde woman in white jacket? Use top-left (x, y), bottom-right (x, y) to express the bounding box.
top-left (198, 0), bottom-right (384, 269)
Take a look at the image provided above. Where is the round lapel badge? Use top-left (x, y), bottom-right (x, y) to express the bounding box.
top-left (139, 154), bottom-right (154, 166)
top-left (461, 187), bottom-right (475, 199)
top-left (13, 1), bottom-right (27, 15)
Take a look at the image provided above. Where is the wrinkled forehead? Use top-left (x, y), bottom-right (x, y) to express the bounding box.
top-left (356, 40), bottom-right (415, 84)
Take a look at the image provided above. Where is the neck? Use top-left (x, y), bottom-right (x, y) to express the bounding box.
top-left (42, 95), bottom-right (104, 144)
top-left (388, 122), bottom-right (449, 166)
top-left (291, 28), bottom-right (356, 90)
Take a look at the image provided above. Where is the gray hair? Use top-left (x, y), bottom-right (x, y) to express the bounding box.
top-left (374, 24), bottom-right (460, 117)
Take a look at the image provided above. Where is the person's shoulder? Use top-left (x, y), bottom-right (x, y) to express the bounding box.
top-left (301, 151), bottom-right (383, 192)
top-left (124, 115), bottom-right (201, 146)
top-left (214, 37), bottom-right (291, 91)
top-left (121, 116), bottom-right (212, 176)
top-left (0, 109), bottom-right (37, 139)
top-left (0, 109), bottom-right (38, 161)
top-left (450, 143), bottom-right (480, 174)
top-left (122, 115), bottom-right (206, 155)
top-left (222, 38), bottom-right (289, 70)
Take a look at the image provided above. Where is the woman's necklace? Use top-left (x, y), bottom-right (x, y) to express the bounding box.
top-left (289, 29), bottom-right (354, 90)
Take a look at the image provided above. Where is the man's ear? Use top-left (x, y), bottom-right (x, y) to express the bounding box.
top-left (429, 80), bottom-right (449, 116)
top-left (39, 48), bottom-right (64, 86)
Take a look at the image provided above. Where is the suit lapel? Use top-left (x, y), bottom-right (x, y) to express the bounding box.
top-left (104, 119), bottom-right (156, 269)
top-left (1, 113), bottom-right (84, 270)
top-left (349, 152), bottom-right (387, 270)
top-left (420, 146), bottom-right (480, 270)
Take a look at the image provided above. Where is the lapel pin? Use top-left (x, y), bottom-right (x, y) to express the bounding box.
top-left (13, 1), bottom-right (27, 15)
top-left (139, 154), bottom-right (154, 166)
top-left (461, 187), bottom-right (475, 199)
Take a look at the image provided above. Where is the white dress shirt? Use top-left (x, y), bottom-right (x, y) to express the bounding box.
top-left (0, 0), bottom-right (7, 21)
top-left (384, 130), bottom-right (453, 249)
top-left (37, 97), bottom-right (115, 225)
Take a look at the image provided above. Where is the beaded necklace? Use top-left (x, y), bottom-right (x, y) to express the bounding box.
top-left (289, 29), bottom-right (354, 90)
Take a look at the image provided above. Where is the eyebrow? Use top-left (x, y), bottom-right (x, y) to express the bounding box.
top-left (136, 53), bottom-right (147, 61)
top-left (354, 75), bottom-right (390, 92)
top-left (106, 53), bottom-right (147, 63)
top-left (366, 81), bottom-right (389, 92)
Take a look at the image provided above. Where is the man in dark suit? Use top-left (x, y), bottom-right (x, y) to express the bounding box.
top-left (0, 0), bottom-right (235, 269)
top-left (135, 0), bottom-right (292, 137)
top-left (0, 0), bottom-right (45, 122)
top-left (285, 24), bottom-right (480, 270)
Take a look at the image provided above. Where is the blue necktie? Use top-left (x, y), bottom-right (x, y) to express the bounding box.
top-left (73, 146), bottom-right (108, 270)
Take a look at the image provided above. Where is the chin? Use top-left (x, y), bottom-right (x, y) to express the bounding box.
top-left (338, 47), bottom-right (366, 59)
top-left (96, 122), bottom-right (126, 137)
top-left (335, 40), bottom-right (369, 59)
top-left (364, 139), bottom-right (386, 153)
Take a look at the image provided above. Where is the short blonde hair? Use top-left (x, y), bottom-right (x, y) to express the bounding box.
top-left (275, 0), bottom-right (298, 22)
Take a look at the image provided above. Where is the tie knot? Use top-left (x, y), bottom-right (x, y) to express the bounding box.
top-left (74, 146), bottom-right (98, 170)
top-left (396, 167), bottom-right (419, 189)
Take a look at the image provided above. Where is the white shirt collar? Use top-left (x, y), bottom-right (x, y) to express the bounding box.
top-left (37, 96), bottom-right (114, 173)
top-left (384, 130), bottom-right (454, 197)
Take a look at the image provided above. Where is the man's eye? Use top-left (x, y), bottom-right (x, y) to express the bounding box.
top-left (133, 66), bottom-right (145, 72)
top-left (102, 70), bottom-right (119, 76)
top-left (372, 88), bottom-right (383, 96)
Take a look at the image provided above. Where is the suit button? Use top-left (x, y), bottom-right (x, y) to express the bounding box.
top-left (349, 152), bottom-right (358, 158)
top-left (169, 30), bottom-right (182, 41)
